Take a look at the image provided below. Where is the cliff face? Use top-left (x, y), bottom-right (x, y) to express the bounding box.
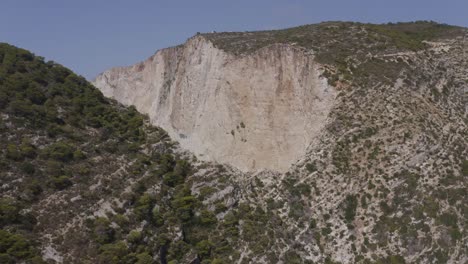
top-left (93, 36), bottom-right (336, 172)
top-left (3, 22), bottom-right (468, 264)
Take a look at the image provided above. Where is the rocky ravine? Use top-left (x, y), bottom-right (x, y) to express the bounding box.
top-left (93, 36), bottom-right (336, 172)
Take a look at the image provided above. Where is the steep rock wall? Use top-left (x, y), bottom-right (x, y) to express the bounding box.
top-left (93, 36), bottom-right (336, 172)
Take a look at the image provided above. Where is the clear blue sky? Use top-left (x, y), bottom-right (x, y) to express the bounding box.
top-left (1, 0), bottom-right (467, 79)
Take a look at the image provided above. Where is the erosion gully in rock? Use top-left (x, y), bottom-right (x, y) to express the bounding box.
top-left (93, 36), bottom-right (336, 172)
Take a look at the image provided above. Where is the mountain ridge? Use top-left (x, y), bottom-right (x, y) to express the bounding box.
top-left (93, 35), bottom-right (337, 172)
top-left (1, 20), bottom-right (467, 263)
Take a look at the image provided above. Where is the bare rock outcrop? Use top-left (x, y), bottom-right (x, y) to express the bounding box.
top-left (93, 36), bottom-right (336, 172)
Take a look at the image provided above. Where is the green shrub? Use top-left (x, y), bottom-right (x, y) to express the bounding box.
top-left (462, 160), bottom-right (468, 176)
top-left (127, 230), bottom-right (142, 244)
top-left (73, 150), bottom-right (86, 160)
top-left (134, 194), bottom-right (155, 220)
top-left (6, 144), bottom-right (22, 161)
top-left (93, 217), bottom-right (115, 244)
top-left (321, 227), bottom-right (332, 236)
top-left (0, 199), bottom-right (20, 227)
top-left (20, 162), bottom-right (35, 174)
top-left (44, 160), bottom-right (63, 176)
top-left (49, 175), bottom-right (72, 190)
top-left (157, 154), bottom-right (175, 175)
top-left (199, 186), bottom-right (216, 199)
top-left (344, 194), bottom-right (358, 223)
top-left (135, 252), bottom-right (153, 264)
top-left (25, 180), bottom-right (42, 198)
top-left (196, 240), bottom-right (213, 259)
top-left (43, 142), bottom-right (75, 162)
top-left (199, 209), bottom-right (217, 225)
top-left (385, 255), bottom-right (406, 264)
top-left (8, 99), bottom-right (34, 117)
top-left (0, 230), bottom-right (41, 262)
top-left (172, 195), bottom-right (196, 222)
top-left (309, 218), bottom-right (317, 229)
top-left (19, 141), bottom-right (36, 158)
top-left (0, 91), bottom-right (8, 109)
top-left (438, 212), bottom-right (458, 228)
top-left (151, 207), bottom-right (164, 226)
top-left (167, 240), bottom-right (189, 262)
top-left (306, 162), bottom-right (317, 173)
top-left (98, 241), bottom-right (128, 264)
top-left (163, 159), bottom-right (190, 187)
top-left (283, 250), bottom-right (302, 264)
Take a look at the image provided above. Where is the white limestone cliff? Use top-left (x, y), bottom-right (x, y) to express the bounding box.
top-left (93, 36), bottom-right (336, 172)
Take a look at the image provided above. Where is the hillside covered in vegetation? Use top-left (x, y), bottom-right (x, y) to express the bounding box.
top-left (1, 20), bottom-right (468, 264)
top-left (0, 43), bottom-right (249, 263)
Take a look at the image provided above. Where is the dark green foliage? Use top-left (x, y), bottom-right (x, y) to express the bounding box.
top-left (135, 252), bottom-right (153, 264)
top-left (151, 207), bottom-right (164, 227)
top-left (377, 254), bottom-right (406, 264)
top-left (97, 241), bottom-right (129, 264)
top-left (19, 162), bottom-right (35, 174)
top-left (0, 42), bottom-right (147, 141)
top-left (92, 217), bottom-right (115, 244)
top-left (19, 141), bottom-right (36, 158)
top-left (196, 240), bottom-right (213, 259)
top-left (44, 160), bottom-right (64, 176)
top-left (296, 183), bottom-right (312, 197)
top-left (5, 141), bottom-right (36, 161)
top-left (49, 175), bottom-right (73, 190)
top-left (155, 154), bottom-right (175, 174)
top-left (438, 212), bottom-right (458, 228)
top-left (284, 250), bottom-right (302, 264)
top-left (171, 186), bottom-right (196, 222)
top-left (283, 177), bottom-right (310, 198)
top-left (321, 227), bottom-right (332, 236)
top-left (134, 193), bottom-right (155, 220)
top-left (0, 230), bottom-right (43, 263)
top-left (163, 159), bottom-right (191, 187)
top-left (199, 209), bottom-right (217, 225)
top-left (8, 99), bottom-right (36, 117)
top-left (0, 199), bottom-right (20, 227)
top-left (127, 230), bottom-right (142, 244)
top-left (309, 218), bottom-right (317, 229)
top-left (43, 142), bottom-right (75, 162)
top-left (73, 149), bottom-right (86, 160)
top-left (25, 180), bottom-right (43, 198)
top-left (5, 144), bottom-right (22, 161)
top-left (306, 162), bottom-right (317, 173)
top-left (461, 160), bottom-right (468, 176)
top-left (344, 194), bottom-right (358, 223)
top-left (332, 140), bottom-right (350, 173)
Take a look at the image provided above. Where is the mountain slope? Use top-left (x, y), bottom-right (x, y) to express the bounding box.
top-left (93, 21), bottom-right (468, 263)
top-left (93, 21), bottom-right (467, 174)
top-left (1, 20), bottom-right (467, 264)
top-left (0, 43), bottom-right (248, 264)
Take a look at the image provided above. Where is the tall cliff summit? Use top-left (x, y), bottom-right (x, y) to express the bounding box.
top-left (1, 21), bottom-right (467, 264)
top-left (93, 34), bottom-right (335, 173)
top-left (93, 21), bottom-right (467, 174)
